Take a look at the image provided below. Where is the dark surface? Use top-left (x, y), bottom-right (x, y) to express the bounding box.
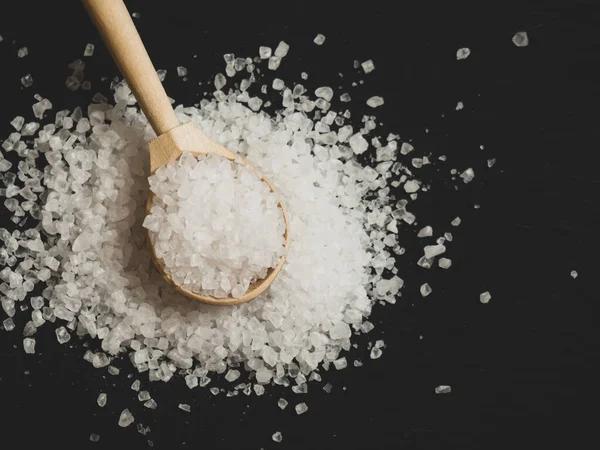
top-left (1, 1), bottom-right (599, 449)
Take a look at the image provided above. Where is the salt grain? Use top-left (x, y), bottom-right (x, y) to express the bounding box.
top-left (295, 402), bottom-right (308, 415)
top-left (420, 283), bottom-right (432, 297)
top-left (118, 409), bottom-right (134, 427)
top-left (512, 31), bottom-right (529, 47)
top-left (361, 59), bottom-right (375, 73)
top-left (366, 96), bottom-right (384, 108)
top-left (84, 43), bottom-right (95, 57)
top-left (435, 385), bottom-right (451, 394)
top-left (272, 432), bottom-right (283, 443)
top-left (456, 48), bottom-right (471, 60)
top-left (570, 270), bottom-right (578, 279)
top-left (314, 34), bottom-right (326, 45)
top-left (17, 47), bottom-right (28, 58)
top-left (97, 393), bottom-right (107, 407)
top-left (480, 291), bottom-right (491, 304)
top-left (277, 398), bottom-right (288, 410)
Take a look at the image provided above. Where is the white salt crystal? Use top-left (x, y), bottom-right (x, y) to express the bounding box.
top-left (118, 409), bottom-right (135, 427)
top-left (178, 403), bottom-right (191, 412)
top-left (361, 59), bottom-right (375, 73)
top-left (451, 217), bottom-right (462, 226)
top-left (23, 337), bottom-right (36, 354)
top-left (424, 244), bottom-right (446, 259)
top-left (131, 380), bottom-right (140, 391)
top-left (277, 398), bottom-right (288, 410)
top-left (455, 102), bottom-right (464, 111)
top-left (417, 226), bottom-right (433, 238)
top-left (258, 46), bottom-right (272, 59)
top-left (366, 96), bottom-right (384, 108)
top-left (17, 47), bottom-right (28, 58)
top-left (2, 318), bottom-right (15, 331)
top-left (214, 73), bottom-right (226, 90)
top-left (21, 74), bottom-right (33, 87)
top-left (480, 291), bottom-right (491, 304)
top-left (438, 258), bottom-right (452, 269)
top-left (460, 168), bottom-right (475, 183)
top-left (272, 432), bottom-right (283, 443)
top-left (295, 402), bottom-right (308, 415)
top-left (400, 142), bottom-right (414, 155)
top-left (333, 357), bottom-right (347, 370)
top-left (315, 87), bottom-right (334, 102)
top-left (138, 391), bottom-right (151, 401)
top-left (97, 393), bottom-right (107, 407)
top-left (487, 158), bottom-right (496, 168)
top-left (225, 369), bottom-right (241, 382)
top-left (177, 66), bottom-right (187, 77)
top-left (435, 385), bottom-right (451, 394)
top-left (456, 48), bottom-right (471, 60)
top-left (370, 347), bottom-right (382, 359)
top-left (144, 399), bottom-right (157, 409)
top-left (90, 434), bottom-right (100, 442)
top-left (274, 41), bottom-right (289, 57)
top-left (10, 116), bottom-right (24, 131)
top-left (349, 133), bottom-right (369, 155)
top-left (340, 93), bottom-right (351, 102)
top-left (314, 34), bottom-right (326, 45)
top-left (512, 31), bottom-right (529, 47)
top-left (272, 78), bottom-right (285, 90)
top-left (84, 43), bottom-right (95, 57)
top-left (570, 270), bottom-right (578, 279)
top-left (55, 326), bottom-right (71, 344)
top-left (404, 180), bottom-right (420, 193)
top-left (420, 283), bottom-right (432, 297)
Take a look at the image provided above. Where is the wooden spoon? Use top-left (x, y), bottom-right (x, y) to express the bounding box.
top-left (83, 0), bottom-right (290, 306)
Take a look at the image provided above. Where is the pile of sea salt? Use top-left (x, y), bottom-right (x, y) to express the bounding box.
top-left (0, 43), bottom-right (449, 401)
top-left (144, 153), bottom-right (286, 298)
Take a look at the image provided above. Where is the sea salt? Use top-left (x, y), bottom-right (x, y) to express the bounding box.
top-left (118, 409), bottom-right (135, 427)
top-left (178, 403), bottom-right (191, 412)
top-left (420, 283), bottom-right (432, 297)
top-left (272, 432), bottom-right (283, 443)
top-left (97, 393), bottom-right (107, 407)
top-left (295, 402), bottom-right (308, 415)
top-left (277, 398), bottom-right (288, 410)
top-left (512, 32), bottom-right (529, 47)
top-left (17, 47), bottom-right (28, 58)
top-left (435, 385), bottom-right (451, 394)
top-left (480, 291), bottom-right (491, 304)
top-left (23, 337), bottom-right (36, 354)
top-left (570, 270), bottom-right (578, 279)
top-left (177, 66), bottom-right (187, 77)
top-left (438, 258), bottom-right (452, 269)
top-left (366, 96), bottom-right (384, 108)
top-left (455, 102), bottom-right (464, 111)
top-left (84, 43), bottom-right (95, 57)
top-left (456, 48), bottom-right (471, 60)
top-left (361, 59), bottom-right (375, 73)
top-left (314, 34), bottom-right (326, 45)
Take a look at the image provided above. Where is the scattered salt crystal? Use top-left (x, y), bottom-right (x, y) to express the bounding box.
top-left (97, 393), bottom-right (107, 407)
top-left (314, 34), bottom-right (326, 45)
top-left (272, 432), bottom-right (283, 443)
top-left (17, 47), bottom-right (28, 58)
top-left (177, 66), bottom-right (187, 77)
top-left (460, 168), bottom-right (475, 183)
top-left (404, 180), bottom-right (420, 193)
top-left (254, 384), bottom-right (265, 396)
top-left (259, 46), bottom-right (272, 59)
top-left (84, 43), bottom-right (95, 57)
top-left (118, 409), bottom-right (135, 427)
top-left (512, 31), bottom-right (529, 47)
top-left (456, 48), bottom-right (471, 60)
top-left (268, 56), bottom-right (281, 70)
top-left (417, 226), bottom-right (433, 238)
top-left (435, 385), bottom-right (451, 394)
top-left (570, 270), bottom-right (578, 279)
top-left (21, 74), bottom-right (33, 88)
top-left (487, 158), bottom-right (496, 168)
top-left (225, 369), bottom-right (241, 382)
top-left (138, 391), bottom-right (151, 402)
top-left (340, 93), bottom-right (351, 102)
top-left (370, 347), bottom-right (382, 359)
top-left (23, 337), bottom-right (36, 354)
top-left (90, 434), bottom-right (100, 442)
top-left (438, 258), bottom-right (452, 269)
top-left (480, 291), bottom-right (491, 304)
top-left (323, 383), bottom-right (332, 393)
top-left (315, 87), bottom-right (334, 101)
top-left (144, 399), bottom-right (157, 409)
top-left (214, 73), bottom-right (226, 90)
top-left (210, 387), bottom-right (220, 396)
top-left (178, 403), bottom-right (191, 412)
top-left (277, 398), bottom-right (288, 410)
top-left (55, 326), bottom-right (70, 344)
top-left (400, 142), bottom-right (414, 155)
top-left (272, 78), bottom-right (285, 90)
top-left (301, 72), bottom-right (308, 80)
top-left (295, 402), bottom-right (308, 415)
top-left (451, 217), bottom-right (461, 226)
top-left (333, 357), bottom-right (347, 370)
top-left (420, 283), bottom-right (432, 297)
top-left (108, 365), bottom-right (120, 375)
top-left (131, 380), bottom-right (140, 391)
top-left (455, 102), bottom-right (464, 111)
top-left (274, 41), bottom-right (289, 57)
top-left (361, 59), bottom-right (375, 73)
top-left (366, 96), bottom-right (384, 108)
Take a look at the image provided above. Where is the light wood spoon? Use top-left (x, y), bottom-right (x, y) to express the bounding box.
top-left (83, 0), bottom-right (289, 306)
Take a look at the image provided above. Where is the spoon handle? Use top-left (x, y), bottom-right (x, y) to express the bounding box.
top-left (82, 0), bottom-right (179, 136)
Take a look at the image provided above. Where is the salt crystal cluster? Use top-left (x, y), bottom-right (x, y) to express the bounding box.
top-left (144, 153), bottom-right (286, 298)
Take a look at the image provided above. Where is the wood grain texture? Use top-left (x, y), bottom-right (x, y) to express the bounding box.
top-left (82, 0), bottom-right (179, 135)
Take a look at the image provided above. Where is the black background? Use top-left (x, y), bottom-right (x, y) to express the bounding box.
top-left (1, 1), bottom-right (599, 449)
